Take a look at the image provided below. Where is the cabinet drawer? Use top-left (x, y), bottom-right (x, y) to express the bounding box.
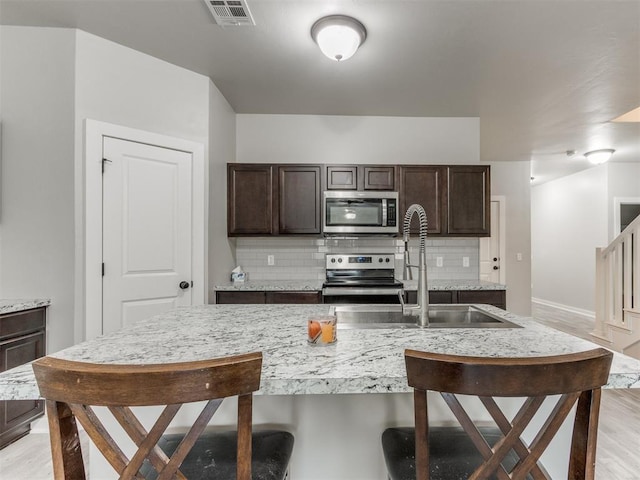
top-left (266, 292), bottom-right (322, 304)
top-left (429, 291), bottom-right (453, 304)
top-left (216, 291), bottom-right (266, 304)
top-left (457, 290), bottom-right (506, 308)
top-left (0, 331), bottom-right (46, 372)
top-left (0, 308), bottom-right (46, 341)
top-left (405, 290), bottom-right (453, 304)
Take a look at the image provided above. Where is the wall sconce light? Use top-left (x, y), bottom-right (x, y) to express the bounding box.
top-left (311, 15), bottom-right (367, 62)
top-left (584, 149), bottom-right (615, 165)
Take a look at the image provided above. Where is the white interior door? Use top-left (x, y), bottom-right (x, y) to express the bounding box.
top-left (102, 137), bottom-right (193, 334)
top-left (480, 198), bottom-right (505, 283)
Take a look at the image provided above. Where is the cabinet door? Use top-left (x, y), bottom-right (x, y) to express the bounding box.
top-left (457, 290), bottom-right (505, 309)
top-left (447, 166), bottom-right (490, 236)
top-left (216, 291), bottom-right (266, 304)
top-left (399, 166), bottom-right (446, 235)
top-left (0, 331), bottom-right (45, 448)
top-left (327, 165), bottom-right (357, 190)
top-left (405, 290), bottom-right (452, 304)
top-left (227, 164), bottom-right (273, 236)
top-left (266, 292), bottom-right (322, 304)
top-left (361, 166), bottom-right (396, 190)
top-left (278, 165), bottom-right (322, 234)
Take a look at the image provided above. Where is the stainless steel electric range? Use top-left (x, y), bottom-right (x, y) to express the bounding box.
top-left (322, 253), bottom-right (403, 304)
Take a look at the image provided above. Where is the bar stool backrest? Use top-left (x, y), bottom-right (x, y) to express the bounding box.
top-left (404, 348), bottom-right (613, 480)
top-left (33, 352), bottom-right (262, 480)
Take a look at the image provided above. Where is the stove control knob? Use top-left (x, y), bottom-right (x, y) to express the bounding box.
top-left (385, 258), bottom-right (390, 263)
top-left (338, 258), bottom-right (343, 263)
top-left (378, 258), bottom-right (383, 263)
top-left (331, 258), bottom-right (336, 263)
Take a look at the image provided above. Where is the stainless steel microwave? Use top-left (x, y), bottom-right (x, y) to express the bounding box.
top-left (323, 191), bottom-right (399, 235)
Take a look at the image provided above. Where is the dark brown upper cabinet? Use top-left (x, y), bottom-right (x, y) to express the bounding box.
top-left (327, 165), bottom-right (358, 190)
top-left (227, 163), bottom-right (323, 236)
top-left (399, 165), bottom-right (490, 237)
top-left (228, 163), bottom-right (489, 237)
top-left (227, 164), bottom-right (274, 235)
top-left (326, 165), bottom-right (396, 191)
top-left (399, 165), bottom-right (446, 235)
top-left (277, 165), bottom-right (322, 234)
top-left (447, 166), bottom-right (490, 236)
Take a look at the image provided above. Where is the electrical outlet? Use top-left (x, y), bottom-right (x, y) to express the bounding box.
top-left (516, 253), bottom-right (523, 262)
top-left (267, 255), bottom-right (275, 266)
top-left (436, 256), bottom-right (443, 267)
top-left (463, 256), bottom-right (470, 268)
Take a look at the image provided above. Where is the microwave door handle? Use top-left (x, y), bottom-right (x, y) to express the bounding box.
top-left (381, 199), bottom-right (388, 226)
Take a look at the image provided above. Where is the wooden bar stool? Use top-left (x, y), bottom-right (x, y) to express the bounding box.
top-left (33, 352), bottom-right (294, 480)
top-left (382, 348), bottom-right (613, 480)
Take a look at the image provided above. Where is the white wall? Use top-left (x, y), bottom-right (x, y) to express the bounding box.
top-left (0, 26), bottom-right (77, 353)
top-left (73, 31), bottom-right (213, 343)
top-left (532, 165), bottom-right (609, 312)
top-left (489, 161), bottom-right (532, 316)
top-left (237, 114), bottom-right (480, 164)
top-left (236, 114), bottom-right (533, 315)
top-left (207, 82), bottom-right (237, 300)
top-left (0, 26), bottom-right (230, 352)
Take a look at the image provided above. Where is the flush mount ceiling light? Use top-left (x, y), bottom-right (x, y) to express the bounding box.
top-left (584, 149), bottom-right (615, 165)
top-left (311, 15), bottom-right (367, 62)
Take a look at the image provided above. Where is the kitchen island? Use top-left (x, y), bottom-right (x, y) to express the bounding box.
top-left (1, 304), bottom-right (639, 479)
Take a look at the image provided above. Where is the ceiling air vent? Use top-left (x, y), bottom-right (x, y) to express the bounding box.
top-left (204, 0), bottom-right (256, 27)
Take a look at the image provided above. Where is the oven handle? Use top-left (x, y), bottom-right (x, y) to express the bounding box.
top-left (322, 287), bottom-right (403, 296)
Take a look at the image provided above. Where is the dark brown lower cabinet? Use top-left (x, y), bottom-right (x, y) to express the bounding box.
top-left (216, 291), bottom-right (322, 304)
top-left (217, 289), bottom-right (504, 308)
top-left (405, 289), bottom-right (505, 309)
top-left (457, 290), bottom-right (506, 309)
top-left (0, 307), bottom-right (47, 449)
top-left (266, 292), bottom-right (322, 304)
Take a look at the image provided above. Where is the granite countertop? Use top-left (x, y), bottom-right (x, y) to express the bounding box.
top-left (1, 304), bottom-right (639, 401)
top-left (214, 280), bottom-right (324, 291)
top-left (0, 299), bottom-right (51, 315)
top-left (402, 280), bottom-right (506, 291)
top-left (214, 280), bottom-right (505, 292)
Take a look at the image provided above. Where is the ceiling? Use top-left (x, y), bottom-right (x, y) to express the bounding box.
top-left (2, 0), bottom-right (639, 184)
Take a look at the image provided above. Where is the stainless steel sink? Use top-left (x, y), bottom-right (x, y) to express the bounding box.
top-left (332, 304), bottom-right (521, 329)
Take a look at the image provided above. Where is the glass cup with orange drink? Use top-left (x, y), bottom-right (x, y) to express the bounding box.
top-left (307, 315), bottom-right (337, 345)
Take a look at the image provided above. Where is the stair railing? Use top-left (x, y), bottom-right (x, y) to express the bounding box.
top-left (593, 214), bottom-right (640, 342)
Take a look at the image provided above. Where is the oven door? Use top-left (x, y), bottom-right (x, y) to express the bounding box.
top-left (322, 287), bottom-right (403, 304)
top-left (323, 191), bottom-right (398, 235)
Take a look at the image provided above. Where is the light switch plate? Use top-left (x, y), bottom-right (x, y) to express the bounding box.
top-left (267, 255), bottom-right (275, 266)
top-left (463, 256), bottom-right (470, 267)
top-left (436, 257), bottom-right (443, 267)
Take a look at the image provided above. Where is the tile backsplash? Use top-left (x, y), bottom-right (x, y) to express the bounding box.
top-left (234, 237), bottom-right (479, 281)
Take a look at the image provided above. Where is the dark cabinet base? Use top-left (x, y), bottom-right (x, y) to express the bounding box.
top-left (405, 290), bottom-right (505, 309)
top-left (217, 289), bottom-right (505, 309)
top-left (0, 400), bottom-right (43, 449)
top-left (0, 307), bottom-right (47, 450)
top-left (216, 291), bottom-right (322, 305)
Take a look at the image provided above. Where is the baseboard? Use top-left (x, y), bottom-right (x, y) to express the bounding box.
top-left (29, 416), bottom-right (49, 434)
top-left (531, 298), bottom-right (595, 321)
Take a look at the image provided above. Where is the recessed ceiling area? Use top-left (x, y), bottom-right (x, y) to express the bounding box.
top-left (1, 0), bottom-right (639, 184)
top-left (613, 106), bottom-right (640, 122)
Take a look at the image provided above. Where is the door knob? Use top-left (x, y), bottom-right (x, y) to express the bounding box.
top-left (179, 281), bottom-right (191, 290)
top-left (493, 266), bottom-right (499, 270)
